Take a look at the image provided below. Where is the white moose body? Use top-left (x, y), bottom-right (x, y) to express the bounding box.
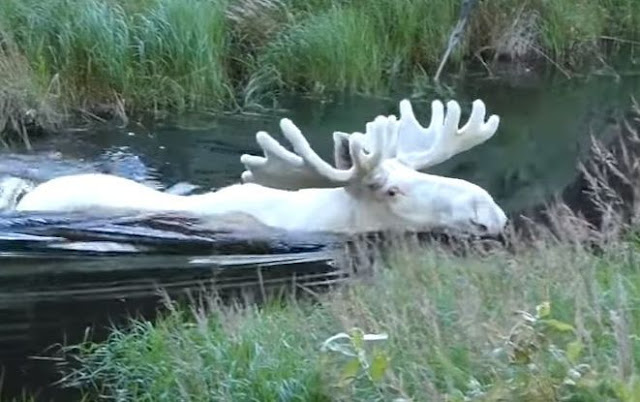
top-left (16, 99), bottom-right (508, 236)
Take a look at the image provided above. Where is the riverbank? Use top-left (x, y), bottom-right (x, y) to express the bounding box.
top-left (44, 103), bottom-right (640, 400)
top-left (1, 0), bottom-right (639, 145)
top-left (60, 231), bottom-right (640, 401)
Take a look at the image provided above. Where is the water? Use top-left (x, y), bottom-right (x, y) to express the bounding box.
top-left (27, 71), bottom-right (638, 213)
top-left (1, 69), bottom-right (639, 399)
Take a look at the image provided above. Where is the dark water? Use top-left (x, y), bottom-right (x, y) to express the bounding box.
top-left (1, 70), bottom-right (640, 399)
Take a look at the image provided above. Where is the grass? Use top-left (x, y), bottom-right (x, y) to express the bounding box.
top-left (0, 0), bottom-right (638, 143)
top-left (0, 0), bottom-right (231, 112)
top-left (0, 31), bottom-right (62, 149)
top-left (60, 235), bottom-right (640, 401)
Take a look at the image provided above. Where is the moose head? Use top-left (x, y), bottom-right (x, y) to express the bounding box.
top-left (239, 98), bottom-right (507, 236)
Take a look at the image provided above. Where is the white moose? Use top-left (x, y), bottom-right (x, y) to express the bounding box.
top-left (15, 99), bottom-right (507, 236)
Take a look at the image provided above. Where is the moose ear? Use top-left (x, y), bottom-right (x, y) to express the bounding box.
top-left (333, 132), bottom-right (353, 169)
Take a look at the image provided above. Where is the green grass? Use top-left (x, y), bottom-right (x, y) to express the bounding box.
top-left (0, 0), bottom-right (231, 112)
top-left (0, 0), bottom-right (638, 141)
top-left (256, 6), bottom-right (390, 94)
top-left (0, 31), bottom-right (62, 148)
top-left (62, 232), bottom-right (640, 401)
top-left (250, 0), bottom-right (459, 96)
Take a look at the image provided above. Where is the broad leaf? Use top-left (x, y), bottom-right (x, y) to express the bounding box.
top-left (536, 301), bottom-right (551, 319)
top-left (369, 350), bottom-right (390, 382)
top-left (566, 340), bottom-right (584, 363)
top-left (540, 319), bottom-right (574, 332)
top-left (339, 358), bottom-right (361, 385)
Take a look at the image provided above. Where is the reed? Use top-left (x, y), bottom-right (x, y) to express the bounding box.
top-left (0, 0), bottom-right (232, 115)
top-left (0, 0), bottom-right (637, 138)
top-left (0, 30), bottom-right (62, 148)
top-left (61, 237), bottom-right (640, 401)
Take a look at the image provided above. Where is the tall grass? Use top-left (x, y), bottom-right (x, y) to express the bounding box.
top-left (255, 6), bottom-right (389, 94)
top-left (0, 0), bottom-right (638, 138)
top-left (600, 0), bottom-right (640, 39)
top-left (0, 30), bottom-right (62, 148)
top-left (62, 237), bottom-right (640, 401)
top-left (0, 0), bottom-right (231, 114)
top-left (250, 0), bottom-right (459, 95)
top-left (536, 0), bottom-right (607, 65)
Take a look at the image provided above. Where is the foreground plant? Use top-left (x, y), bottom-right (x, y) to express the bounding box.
top-left (59, 230), bottom-right (640, 401)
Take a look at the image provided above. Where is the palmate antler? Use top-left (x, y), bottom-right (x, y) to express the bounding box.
top-left (395, 99), bottom-right (500, 170)
top-left (240, 116), bottom-right (398, 190)
top-left (240, 99), bottom-right (500, 190)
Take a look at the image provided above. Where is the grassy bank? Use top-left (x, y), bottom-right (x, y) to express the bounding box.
top-left (61, 234), bottom-right (640, 401)
top-left (0, 0), bottom-right (638, 143)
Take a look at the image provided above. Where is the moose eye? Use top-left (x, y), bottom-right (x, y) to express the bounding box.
top-left (386, 186), bottom-right (400, 197)
top-left (471, 220), bottom-right (488, 232)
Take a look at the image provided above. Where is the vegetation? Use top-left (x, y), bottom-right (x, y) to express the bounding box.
top-left (0, 32), bottom-right (61, 148)
top-left (62, 234), bottom-right (640, 401)
top-left (0, 0), bottom-right (638, 142)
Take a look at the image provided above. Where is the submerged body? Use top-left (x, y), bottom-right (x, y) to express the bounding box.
top-left (16, 166), bottom-right (507, 235)
top-left (16, 173), bottom-right (355, 232)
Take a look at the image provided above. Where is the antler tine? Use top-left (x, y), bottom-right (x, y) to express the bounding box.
top-left (241, 118), bottom-right (359, 190)
top-left (460, 99), bottom-right (500, 138)
top-left (364, 114), bottom-right (399, 162)
top-left (396, 98), bottom-right (500, 170)
top-left (241, 115), bottom-right (400, 190)
top-left (279, 119), bottom-right (354, 182)
top-left (330, 114), bottom-right (395, 173)
top-left (240, 129), bottom-right (310, 188)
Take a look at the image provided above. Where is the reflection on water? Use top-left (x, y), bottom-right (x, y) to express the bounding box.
top-left (1, 70), bottom-right (639, 399)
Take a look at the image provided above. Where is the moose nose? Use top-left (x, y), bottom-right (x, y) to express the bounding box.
top-left (490, 207), bottom-right (508, 235)
top-left (472, 198), bottom-right (508, 236)
top-left (474, 207), bottom-right (507, 236)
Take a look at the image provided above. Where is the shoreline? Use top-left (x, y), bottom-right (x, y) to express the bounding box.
top-left (1, 0), bottom-right (638, 145)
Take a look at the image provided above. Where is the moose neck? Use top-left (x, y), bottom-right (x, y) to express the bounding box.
top-left (185, 183), bottom-right (374, 233)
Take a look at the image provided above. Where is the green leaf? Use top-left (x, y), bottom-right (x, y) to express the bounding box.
top-left (540, 319), bottom-right (574, 332)
top-left (339, 358), bottom-right (361, 385)
top-left (611, 378), bottom-right (633, 401)
top-left (536, 301), bottom-right (551, 319)
top-left (349, 328), bottom-right (365, 351)
top-left (369, 350), bottom-right (389, 382)
top-left (512, 347), bottom-right (531, 364)
top-left (566, 340), bottom-right (584, 363)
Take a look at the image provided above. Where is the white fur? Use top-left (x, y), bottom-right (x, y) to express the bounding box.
top-left (16, 160), bottom-right (507, 235)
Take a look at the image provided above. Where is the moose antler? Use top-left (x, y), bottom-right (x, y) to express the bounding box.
top-left (396, 99), bottom-right (500, 170)
top-left (240, 116), bottom-right (397, 190)
top-left (240, 98), bottom-right (499, 190)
